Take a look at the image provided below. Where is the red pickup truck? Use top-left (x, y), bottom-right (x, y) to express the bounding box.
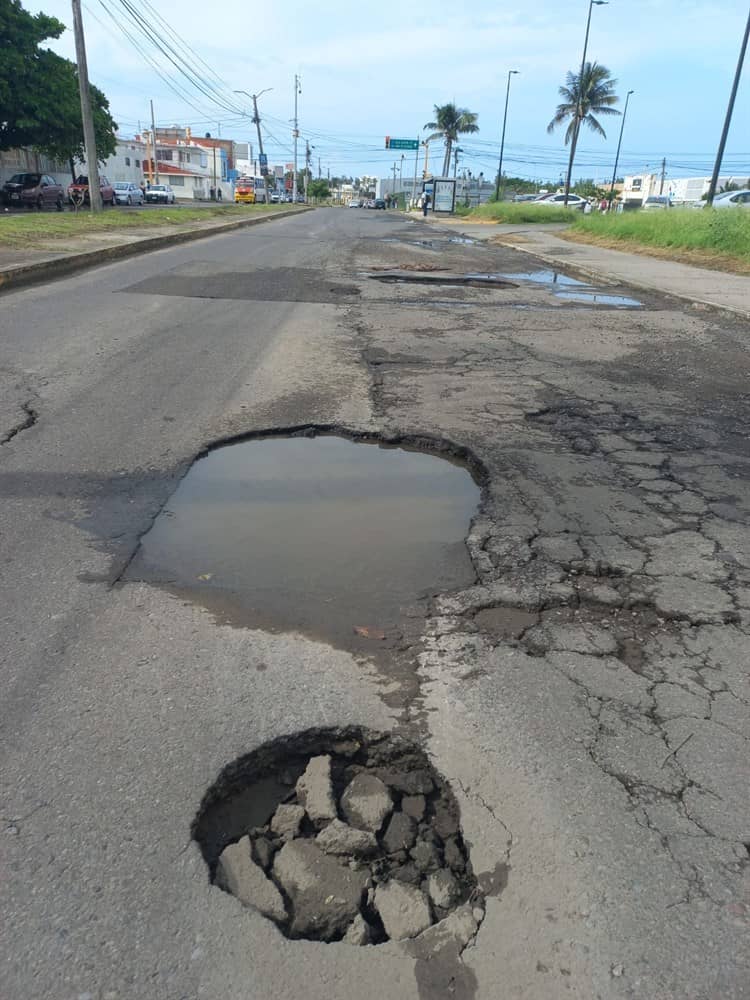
top-left (67, 174), bottom-right (117, 206)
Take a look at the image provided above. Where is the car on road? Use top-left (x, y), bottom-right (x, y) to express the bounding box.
top-left (2, 172), bottom-right (65, 210)
top-left (270, 192), bottom-right (281, 203)
top-left (145, 184), bottom-right (176, 204)
top-left (513, 193), bottom-right (539, 202)
top-left (641, 195), bottom-right (671, 212)
top-left (374, 199), bottom-right (386, 209)
top-left (531, 193), bottom-right (587, 210)
top-left (113, 182), bottom-right (144, 206)
top-left (712, 189), bottom-right (750, 208)
top-left (67, 174), bottom-right (116, 206)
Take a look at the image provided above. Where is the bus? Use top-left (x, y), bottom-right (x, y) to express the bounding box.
top-left (234, 176), bottom-right (267, 204)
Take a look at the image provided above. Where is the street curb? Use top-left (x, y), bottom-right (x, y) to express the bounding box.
top-left (0, 206), bottom-right (313, 295)
top-left (488, 235), bottom-right (750, 321)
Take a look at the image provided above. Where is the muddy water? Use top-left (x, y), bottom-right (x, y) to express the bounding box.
top-left (126, 435), bottom-right (480, 648)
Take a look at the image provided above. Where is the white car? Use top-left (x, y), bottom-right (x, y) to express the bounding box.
top-left (145, 184), bottom-right (176, 204)
top-left (712, 189), bottom-right (750, 208)
top-left (113, 182), bottom-right (144, 205)
top-left (531, 193), bottom-right (587, 210)
top-left (641, 195), bottom-right (671, 211)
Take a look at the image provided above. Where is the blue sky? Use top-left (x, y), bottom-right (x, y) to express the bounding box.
top-left (39, 0), bottom-right (750, 183)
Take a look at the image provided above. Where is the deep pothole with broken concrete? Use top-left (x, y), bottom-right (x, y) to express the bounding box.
top-left (193, 728), bottom-right (483, 945)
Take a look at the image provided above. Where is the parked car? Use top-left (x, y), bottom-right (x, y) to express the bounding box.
top-left (295, 194), bottom-right (306, 203)
top-left (374, 198), bottom-right (386, 209)
top-left (113, 181), bottom-right (144, 206)
top-left (712, 189), bottom-right (750, 208)
top-left (513, 193), bottom-right (539, 202)
top-left (348, 200), bottom-right (360, 208)
top-left (641, 195), bottom-right (671, 211)
top-left (531, 193), bottom-right (587, 210)
top-left (270, 191), bottom-right (281, 203)
top-left (2, 172), bottom-right (65, 210)
top-left (145, 184), bottom-right (176, 204)
top-left (67, 174), bottom-right (116, 206)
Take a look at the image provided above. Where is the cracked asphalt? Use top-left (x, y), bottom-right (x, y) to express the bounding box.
top-left (0, 209), bottom-right (748, 999)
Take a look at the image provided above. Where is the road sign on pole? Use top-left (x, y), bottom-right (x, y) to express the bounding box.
top-left (385, 138), bottom-right (420, 150)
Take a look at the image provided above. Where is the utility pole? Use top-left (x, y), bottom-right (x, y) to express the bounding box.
top-left (422, 139), bottom-right (430, 178)
top-left (305, 141), bottom-right (312, 201)
top-left (392, 162), bottom-right (397, 196)
top-left (399, 153), bottom-right (404, 190)
top-left (251, 94), bottom-right (269, 204)
top-left (318, 156), bottom-right (321, 179)
top-left (70, 0), bottom-right (102, 212)
top-left (150, 99), bottom-right (159, 184)
top-left (411, 136), bottom-right (419, 207)
top-left (564, 1), bottom-right (608, 206)
top-left (706, 6), bottom-right (750, 206)
top-left (293, 74), bottom-right (301, 202)
top-left (659, 157), bottom-right (667, 195)
top-left (453, 147), bottom-right (460, 177)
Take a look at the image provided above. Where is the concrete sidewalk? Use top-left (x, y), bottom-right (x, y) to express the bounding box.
top-left (417, 214), bottom-right (750, 319)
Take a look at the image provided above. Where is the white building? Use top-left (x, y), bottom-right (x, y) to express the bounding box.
top-left (621, 173), bottom-right (750, 207)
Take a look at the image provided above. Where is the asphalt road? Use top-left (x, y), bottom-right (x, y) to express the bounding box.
top-left (1, 208), bottom-right (748, 999)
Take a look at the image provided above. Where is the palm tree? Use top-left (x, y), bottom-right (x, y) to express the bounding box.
top-left (547, 62), bottom-right (619, 201)
top-left (424, 103), bottom-right (479, 178)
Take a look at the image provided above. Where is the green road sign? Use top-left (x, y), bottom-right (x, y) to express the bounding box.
top-left (386, 138), bottom-right (419, 150)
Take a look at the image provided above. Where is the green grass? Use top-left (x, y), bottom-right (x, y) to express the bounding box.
top-left (570, 208), bottom-right (750, 265)
top-left (464, 201), bottom-right (578, 224)
top-left (0, 203), bottom-right (293, 248)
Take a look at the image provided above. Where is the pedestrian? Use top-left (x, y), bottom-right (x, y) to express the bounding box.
top-left (139, 180), bottom-right (146, 201)
top-left (583, 199), bottom-right (592, 215)
top-left (422, 191), bottom-right (431, 217)
top-left (599, 197), bottom-right (608, 213)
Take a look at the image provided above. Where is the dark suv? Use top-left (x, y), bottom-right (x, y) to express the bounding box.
top-left (2, 172), bottom-right (65, 210)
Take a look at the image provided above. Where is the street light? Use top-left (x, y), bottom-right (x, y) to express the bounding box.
top-left (234, 88), bottom-right (273, 204)
top-left (608, 89), bottom-right (633, 206)
top-left (494, 69), bottom-right (519, 201)
top-left (563, 0), bottom-right (608, 206)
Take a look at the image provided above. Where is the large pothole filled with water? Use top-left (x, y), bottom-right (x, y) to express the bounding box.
top-left (193, 728), bottom-right (481, 944)
top-left (125, 432), bottom-right (481, 648)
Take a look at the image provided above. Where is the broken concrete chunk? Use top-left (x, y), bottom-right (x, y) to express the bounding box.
top-left (272, 839), bottom-right (368, 941)
top-left (270, 803), bottom-right (305, 841)
top-left (427, 869), bottom-right (460, 910)
top-left (382, 811), bottom-right (417, 854)
top-left (295, 755), bottom-right (337, 825)
top-left (315, 818), bottom-right (378, 857)
top-left (376, 768), bottom-right (434, 796)
top-left (443, 836), bottom-right (466, 873)
top-left (391, 861), bottom-right (422, 885)
top-left (401, 795), bottom-right (426, 821)
top-left (432, 800), bottom-right (460, 840)
top-left (374, 881), bottom-right (433, 940)
top-left (343, 912), bottom-right (373, 946)
top-left (410, 838), bottom-right (443, 873)
top-left (216, 835), bottom-right (287, 922)
top-left (252, 836), bottom-right (275, 871)
top-left (341, 773), bottom-right (393, 833)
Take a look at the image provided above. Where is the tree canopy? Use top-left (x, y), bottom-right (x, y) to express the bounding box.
top-left (424, 103), bottom-right (479, 177)
top-left (547, 62), bottom-right (620, 145)
top-left (0, 0), bottom-right (117, 164)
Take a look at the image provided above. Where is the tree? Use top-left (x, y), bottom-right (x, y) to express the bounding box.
top-left (424, 103), bottom-right (479, 177)
top-left (547, 62), bottom-right (619, 201)
top-left (307, 179), bottom-right (330, 200)
top-left (0, 0), bottom-right (117, 168)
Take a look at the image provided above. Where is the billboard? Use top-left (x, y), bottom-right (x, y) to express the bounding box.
top-left (432, 178), bottom-right (456, 213)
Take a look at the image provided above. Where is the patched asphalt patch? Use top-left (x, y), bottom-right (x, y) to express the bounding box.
top-left (121, 265), bottom-right (360, 303)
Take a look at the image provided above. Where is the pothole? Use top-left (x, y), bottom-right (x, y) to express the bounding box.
top-left (493, 268), bottom-right (589, 286)
top-left (192, 727), bottom-right (481, 945)
top-left (124, 431), bottom-right (480, 648)
top-left (370, 273), bottom-right (517, 288)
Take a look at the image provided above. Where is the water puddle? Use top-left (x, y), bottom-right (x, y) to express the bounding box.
top-left (125, 435), bottom-right (479, 649)
top-left (555, 291), bottom-right (642, 307)
top-left (447, 236), bottom-right (478, 245)
top-left (488, 269), bottom-right (588, 287)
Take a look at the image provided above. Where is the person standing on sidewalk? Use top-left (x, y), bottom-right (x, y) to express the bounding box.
top-left (422, 191), bottom-right (431, 217)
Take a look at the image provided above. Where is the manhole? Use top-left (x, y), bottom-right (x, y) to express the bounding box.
top-left (555, 290), bottom-right (642, 307)
top-left (124, 432), bottom-right (480, 647)
top-left (370, 273), bottom-right (517, 289)
top-left (192, 727), bottom-right (481, 944)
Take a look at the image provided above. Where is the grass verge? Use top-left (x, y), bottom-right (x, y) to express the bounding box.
top-left (0, 203), bottom-right (291, 249)
top-left (566, 208), bottom-right (750, 274)
top-left (464, 201), bottom-right (578, 224)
